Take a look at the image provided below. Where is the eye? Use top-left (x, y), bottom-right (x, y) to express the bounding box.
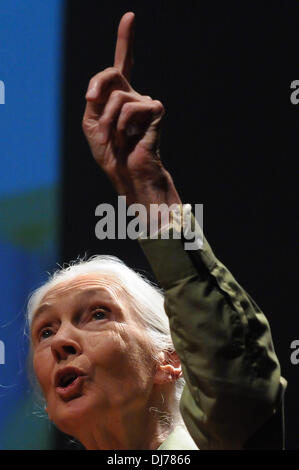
top-left (39, 328), bottom-right (54, 341)
top-left (91, 307), bottom-right (107, 321)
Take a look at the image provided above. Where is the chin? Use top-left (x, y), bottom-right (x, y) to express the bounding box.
top-left (50, 394), bottom-right (96, 436)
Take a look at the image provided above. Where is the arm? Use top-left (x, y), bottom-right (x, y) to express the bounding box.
top-left (138, 207), bottom-right (286, 449)
top-left (82, 12), bottom-right (286, 449)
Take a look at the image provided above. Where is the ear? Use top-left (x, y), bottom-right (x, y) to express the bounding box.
top-left (154, 350), bottom-right (182, 385)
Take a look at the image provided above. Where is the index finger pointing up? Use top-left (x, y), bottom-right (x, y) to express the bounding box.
top-left (114, 12), bottom-right (135, 82)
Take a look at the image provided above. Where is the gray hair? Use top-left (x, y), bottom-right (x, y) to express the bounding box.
top-left (27, 255), bottom-right (185, 428)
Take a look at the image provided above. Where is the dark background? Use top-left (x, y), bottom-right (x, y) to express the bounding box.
top-left (59, 0), bottom-right (299, 449)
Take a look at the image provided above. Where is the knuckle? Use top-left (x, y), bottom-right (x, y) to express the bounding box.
top-left (105, 66), bottom-right (121, 80)
top-left (152, 100), bottom-right (164, 113)
top-left (118, 103), bottom-right (135, 130)
top-left (88, 75), bottom-right (98, 90)
top-left (105, 66), bottom-right (118, 74)
top-left (122, 101), bottom-right (134, 115)
top-left (88, 67), bottom-right (120, 88)
top-left (110, 89), bottom-right (125, 101)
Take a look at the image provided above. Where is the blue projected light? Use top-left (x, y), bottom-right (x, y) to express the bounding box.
top-left (0, 0), bottom-right (64, 449)
top-left (0, 0), bottom-right (64, 197)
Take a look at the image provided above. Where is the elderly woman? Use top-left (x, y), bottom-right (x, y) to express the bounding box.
top-left (28, 12), bottom-right (286, 450)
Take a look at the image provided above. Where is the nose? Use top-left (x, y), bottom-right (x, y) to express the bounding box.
top-left (50, 324), bottom-right (82, 362)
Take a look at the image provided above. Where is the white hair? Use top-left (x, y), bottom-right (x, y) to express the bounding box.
top-left (27, 255), bottom-right (185, 428)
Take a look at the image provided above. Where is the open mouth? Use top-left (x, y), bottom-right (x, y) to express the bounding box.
top-left (55, 366), bottom-right (85, 387)
top-left (55, 367), bottom-right (86, 400)
top-left (59, 373), bottom-right (78, 388)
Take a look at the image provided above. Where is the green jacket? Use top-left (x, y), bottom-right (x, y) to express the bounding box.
top-left (139, 213), bottom-right (286, 450)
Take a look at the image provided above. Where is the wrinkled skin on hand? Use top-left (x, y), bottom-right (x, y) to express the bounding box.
top-left (82, 12), bottom-right (181, 210)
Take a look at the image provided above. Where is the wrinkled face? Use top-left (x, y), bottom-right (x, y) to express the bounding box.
top-left (31, 274), bottom-right (157, 437)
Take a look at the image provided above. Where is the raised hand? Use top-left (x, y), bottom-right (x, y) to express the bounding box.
top-left (82, 12), bottom-right (181, 210)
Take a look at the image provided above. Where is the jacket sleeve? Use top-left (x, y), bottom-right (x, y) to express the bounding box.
top-left (138, 211), bottom-right (286, 450)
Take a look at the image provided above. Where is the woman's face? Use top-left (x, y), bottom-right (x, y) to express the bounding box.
top-left (31, 274), bottom-right (158, 438)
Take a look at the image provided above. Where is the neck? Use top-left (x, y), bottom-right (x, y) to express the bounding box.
top-left (75, 387), bottom-right (175, 450)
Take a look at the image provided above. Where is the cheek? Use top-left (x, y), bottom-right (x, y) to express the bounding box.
top-left (33, 350), bottom-right (53, 393)
top-left (86, 325), bottom-right (155, 384)
top-left (86, 328), bottom-right (129, 372)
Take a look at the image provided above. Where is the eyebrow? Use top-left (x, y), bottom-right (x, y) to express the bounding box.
top-left (31, 287), bottom-right (118, 327)
top-left (31, 303), bottom-right (53, 327)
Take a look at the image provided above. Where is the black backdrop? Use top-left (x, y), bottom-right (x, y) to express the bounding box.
top-left (59, 0), bottom-right (299, 449)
